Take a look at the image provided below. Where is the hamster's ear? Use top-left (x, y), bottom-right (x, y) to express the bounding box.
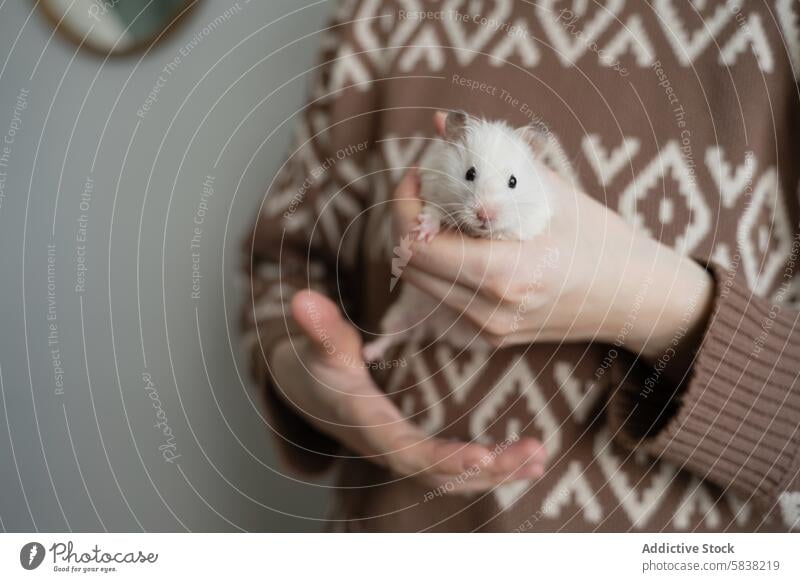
top-left (444, 110), bottom-right (468, 141)
top-left (517, 123), bottom-right (550, 156)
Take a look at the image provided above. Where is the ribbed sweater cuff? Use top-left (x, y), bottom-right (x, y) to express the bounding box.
top-left (609, 263), bottom-right (800, 503)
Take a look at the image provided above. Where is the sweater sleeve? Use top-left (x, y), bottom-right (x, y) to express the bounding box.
top-left (607, 261), bottom-right (800, 530)
top-left (240, 2), bottom-right (380, 475)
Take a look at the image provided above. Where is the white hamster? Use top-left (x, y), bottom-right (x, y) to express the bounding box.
top-left (362, 110), bottom-right (553, 362)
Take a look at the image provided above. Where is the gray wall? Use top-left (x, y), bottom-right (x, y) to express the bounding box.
top-left (0, 0), bottom-right (334, 532)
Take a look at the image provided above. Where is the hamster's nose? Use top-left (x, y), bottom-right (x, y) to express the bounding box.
top-left (475, 205), bottom-right (497, 224)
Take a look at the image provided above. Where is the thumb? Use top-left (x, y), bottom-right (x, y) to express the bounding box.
top-left (290, 290), bottom-right (362, 362)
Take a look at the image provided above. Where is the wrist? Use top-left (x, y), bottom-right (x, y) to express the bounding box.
top-left (629, 248), bottom-right (713, 358)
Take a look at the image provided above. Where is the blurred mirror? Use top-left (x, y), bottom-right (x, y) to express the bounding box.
top-left (38, 0), bottom-right (198, 56)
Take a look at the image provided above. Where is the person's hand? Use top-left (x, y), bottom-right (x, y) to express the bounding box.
top-left (268, 289), bottom-right (546, 491)
top-left (393, 114), bottom-right (713, 358)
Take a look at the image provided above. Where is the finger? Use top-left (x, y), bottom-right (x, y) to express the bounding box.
top-left (392, 168), bottom-right (423, 236)
top-left (401, 267), bottom-right (505, 344)
top-left (403, 266), bottom-right (494, 322)
top-left (367, 419), bottom-right (546, 488)
top-left (421, 446), bottom-right (546, 494)
top-left (408, 232), bottom-right (526, 293)
top-left (432, 463), bottom-right (546, 494)
top-left (327, 386), bottom-right (511, 477)
top-left (385, 432), bottom-right (494, 477)
top-left (421, 438), bottom-right (495, 475)
top-left (290, 290), bottom-right (362, 362)
top-left (487, 437), bottom-right (547, 475)
top-left (433, 110), bottom-right (447, 137)
top-left (403, 265), bottom-right (528, 346)
top-left (404, 267), bottom-right (576, 344)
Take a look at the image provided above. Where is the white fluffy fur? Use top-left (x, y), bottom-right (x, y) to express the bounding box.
top-left (362, 114), bottom-right (552, 362)
top-left (420, 117), bottom-right (552, 240)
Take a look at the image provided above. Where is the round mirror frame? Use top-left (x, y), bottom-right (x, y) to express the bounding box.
top-left (36, 0), bottom-right (201, 57)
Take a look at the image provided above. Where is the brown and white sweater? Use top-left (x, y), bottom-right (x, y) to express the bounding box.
top-left (242, 0), bottom-right (800, 531)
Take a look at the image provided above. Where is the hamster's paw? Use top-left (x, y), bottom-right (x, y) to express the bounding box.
top-left (413, 212), bottom-right (440, 243)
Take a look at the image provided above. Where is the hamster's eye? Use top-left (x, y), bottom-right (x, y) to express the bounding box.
top-left (508, 175), bottom-right (517, 189)
top-left (465, 167), bottom-right (477, 181)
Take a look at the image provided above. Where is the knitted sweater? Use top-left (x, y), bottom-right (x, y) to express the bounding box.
top-left (242, 0), bottom-right (800, 532)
